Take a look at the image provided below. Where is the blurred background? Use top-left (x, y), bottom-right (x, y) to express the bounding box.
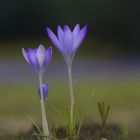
top-left (0, 0), bottom-right (140, 139)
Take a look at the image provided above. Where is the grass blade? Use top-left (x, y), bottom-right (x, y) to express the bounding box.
top-left (27, 115), bottom-right (42, 134)
top-left (98, 102), bottom-right (104, 121)
top-left (76, 92), bottom-right (94, 137)
top-left (105, 105), bottom-right (110, 122)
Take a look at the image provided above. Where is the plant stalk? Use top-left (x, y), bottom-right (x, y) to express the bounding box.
top-left (39, 73), bottom-right (49, 137)
top-left (67, 64), bottom-right (75, 129)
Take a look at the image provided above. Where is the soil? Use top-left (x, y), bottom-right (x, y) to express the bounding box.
top-left (55, 123), bottom-right (124, 140)
top-left (13, 123), bottom-right (130, 140)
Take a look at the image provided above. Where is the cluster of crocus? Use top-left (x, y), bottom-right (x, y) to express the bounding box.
top-left (22, 24), bottom-right (87, 137)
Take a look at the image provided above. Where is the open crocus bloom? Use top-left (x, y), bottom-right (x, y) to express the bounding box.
top-left (38, 83), bottom-right (48, 101)
top-left (47, 24), bottom-right (87, 65)
top-left (22, 44), bottom-right (52, 74)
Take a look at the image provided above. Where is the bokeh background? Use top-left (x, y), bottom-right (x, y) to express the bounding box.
top-left (0, 0), bottom-right (140, 139)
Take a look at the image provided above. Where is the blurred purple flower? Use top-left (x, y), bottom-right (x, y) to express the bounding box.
top-left (22, 44), bottom-right (52, 73)
top-left (47, 24), bottom-right (87, 64)
top-left (38, 83), bottom-right (48, 100)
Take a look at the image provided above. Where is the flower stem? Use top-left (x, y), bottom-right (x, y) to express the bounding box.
top-left (39, 73), bottom-right (49, 137)
top-left (67, 64), bottom-right (75, 129)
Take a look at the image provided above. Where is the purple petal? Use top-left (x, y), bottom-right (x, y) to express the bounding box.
top-left (36, 44), bottom-right (46, 68)
top-left (57, 25), bottom-right (64, 39)
top-left (22, 48), bottom-right (30, 63)
top-left (47, 27), bottom-right (61, 50)
top-left (38, 83), bottom-right (48, 100)
top-left (62, 25), bottom-right (73, 51)
top-left (63, 25), bottom-right (72, 34)
top-left (63, 32), bottom-right (73, 53)
top-left (57, 25), bottom-right (64, 47)
top-left (28, 48), bottom-right (38, 69)
top-left (72, 24), bottom-right (80, 36)
top-left (46, 47), bottom-right (52, 66)
top-left (73, 25), bottom-right (87, 51)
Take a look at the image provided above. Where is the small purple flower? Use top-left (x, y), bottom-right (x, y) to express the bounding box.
top-left (22, 44), bottom-right (52, 73)
top-left (38, 83), bottom-right (48, 100)
top-left (47, 24), bottom-right (87, 64)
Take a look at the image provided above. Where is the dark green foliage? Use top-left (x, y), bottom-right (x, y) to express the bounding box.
top-left (98, 101), bottom-right (110, 136)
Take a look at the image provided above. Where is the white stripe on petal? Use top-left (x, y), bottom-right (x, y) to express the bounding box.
top-left (37, 44), bottom-right (46, 68)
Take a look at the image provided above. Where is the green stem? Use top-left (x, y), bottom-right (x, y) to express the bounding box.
top-left (67, 64), bottom-right (75, 129)
top-left (39, 73), bottom-right (49, 137)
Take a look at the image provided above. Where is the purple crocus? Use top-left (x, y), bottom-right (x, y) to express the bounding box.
top-left (22, 44), bottom-right (50, 136)
top-left (47, 24), bottom-right (87, 64)
top-left (38, 83), bottom-right (48, 100)
top-left (22, 44), bottom-right (52, 74)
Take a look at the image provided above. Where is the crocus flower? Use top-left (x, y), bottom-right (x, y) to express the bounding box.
top-left (22, 44), bottom-right (52, 74)
top-left (47, 24), bottom-right (87, 64)
top-left (22, 44), bottom-right (50, 136)
top-left (38, 83), bottom-right (48, 101)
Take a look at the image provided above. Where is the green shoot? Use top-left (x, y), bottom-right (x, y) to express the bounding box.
top-left (98, 101), bottom-right (110, 135)
top-left (27, 115), bottom-right (42, 134)
top-left (65, 106), bottom-right (75, 137)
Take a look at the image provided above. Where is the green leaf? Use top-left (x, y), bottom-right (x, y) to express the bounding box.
top-left (98, 102), bottom-right (104, 121)
top-left (65, 106), bottom-right (71, 134)
top-left (27, 115), bottom-right (42, 134)
top-left (47, 99), bottom-right (63, 121)
top-left (101, 101), bottom-right (105, 119)
top-left (105, 105), bottom-right (110, 122)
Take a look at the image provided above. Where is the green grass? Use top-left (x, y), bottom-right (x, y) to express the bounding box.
top-left (0, 78), bottom-right (140, 122)
top-left (0, 78), bottom-right (140, 139)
